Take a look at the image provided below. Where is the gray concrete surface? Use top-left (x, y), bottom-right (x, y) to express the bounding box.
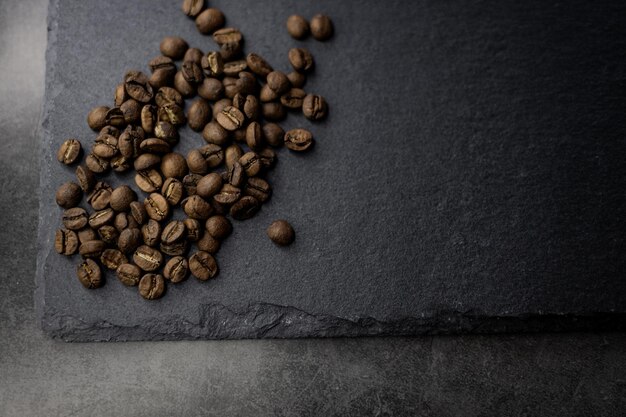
top-left (1, 0), bottom-right (625, 415)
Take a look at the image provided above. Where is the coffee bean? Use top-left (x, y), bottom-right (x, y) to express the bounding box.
top-left (198, 78), bottom-right (224, 101)
top-left (110, 185), bottom-right (137, 212)
top-left (187, 99), bottom-right (212, 131)
top-left (120, 99), bottom-right (141, 124)
top-left (85, 153), bottom-right (109, 174)
top-left (187, 149), bottom-right (209, 174)
top-left (133, 245), bottom-right (164, 272)
top-left (156, 86), bottom-right (184, 108)
top-left (79, 240), bottom-right (106, 259)
top-left (77, 227), bottom-right (97, 244)
top-left (198, 144), bottom-right (225, 167)
top-left (201, 121), bottom-right (229, 146)
top-left (196, 232), bottom-right (220, 253)
top-left (201, 51), bottom-right (224, 77)
top-left (225, 161), bottom-right (245, 187)
top-left (160, 240), bottom-right (189, 256)
top-left (160, 36), bottom-right (189, 60)
top-left (105, 107), bottom-right (127, 128)
top-left (142, 220), bottom-right (161, 247)
top-left (287, 71), bottom-right (306, 88)
top-left (284, 128), bottom-right (313, 151)
top-left (117, 227), bottom-right (140, 255)
top-left (246, 53), bottom-right (273, 77)
top-left (212, 98), bottom-right (232, 117)
top-left (196, 173), bottom-right (223, 199)
top-left (140, 105), bottom-right (157, 135)
top-left (119, 125), bottom-right (144, 158)
top-left (161, 178), bottom-right (185, 206)
top-left (245, 121), bottom-right (264, 151)
top-left (114, 212), bottom-right (132, 232)
top-left (182, 0), bottom-right (204, 18)
top-left (219, 41), bottom-right (242, 61)
top-left (205, 215), bottom-right (232, 239)
top-left (213, 27), bottom-right (242, 45)
top-left (244, 177), bottom-right (272, 203)
top-left (261, 102), bottom-right (286, 121)
top-left (182, 60), bottom-right (204, 84)
top-left (184, 47), bottom-right (204, 64)
top-left (163, 256), bottom-right (189, 283)
top-left (174, 71), bottom-right (196, 97)
top-left (149, 55), bottom-right (177, 75)
top-left (183, 218), bottom-right (202, 241)
top-left (183, 173), bottom-right (203, 195)
top-left (93, 134), bottom-right (119, 158)
top-left (302, 94), bottom-right (328, 120)
top-left (144, 193), bottom-right (170, 221)
top-left (288, 48), bottom-right (314, 72)
top-left (55, 229), bottom-right (78, 255)
top-left (129, 202), bottom-right (147, 226)
top-left (55, 182), bottom-right (82, 209)
top-left (287, 15), bottom-right (310, 39)
top-left (100, 125), bottom-right (121, 138)
top-left (216, 106), bottom-right (245, 131)
top-left (100, 248), bottom-right (127, 270)
top-left (140, 138), bottom-right (171, 154)
top-left (310, 14), bottom-right (333, 41)
top-left (124, 70), bottom-right (154, 103)
top-left (87, 106), bottom-right (109, 131)
top-left (239, 152), bottom-right (262, 177)
top-left (242, 95), bottom-right (259, 120)
top-left (110, 155), bottom-right (131, 172)
top-left (189, 251), bottom-right (218, 280)
top-left (158, 102), bottom-right (186, 126)
top-left (232, 92), bottom-right (246, 111)
top-left (259, 84), bottom-right (279, 102)
top-left (76, 259), bottom-right (102, 289)
top-left (266, 219), bottom-right (295, 245)
top-left (232, 127), bottom-right (246, 143)
top-left (116, 263), bottom-right (141, 286)
top-left (89, 208), bottom-right (114, 229)
top-left (195, 7), bottom-right (225, 34)
top-left (149, 68), bottom-right (174, 90)
top-left (98, 225), bottom-right (119, 245)
top-left (138, 273), bottom-right (165, 300)
top-left (281, 88), bottom-right (306, 109)
top-left (154, 121), bottom-right (179, 145)
top-left (213, 184), bottom-right (241, 205)
top-left (262, 123), bottom-right (284, 148)
top-left (224, 144), bottom-right (244, 169)
top-left (237, 72), bottom-right (258, 95)
top-left (57, 139), bottom-right (82, 165)
top-left (230, 196), bottom-right (260, 220)
top-left (87, 182), bottom-right (112, 210)
top-left (258, 148), bottom-right (277, 169)
top-left (182, 195), bottom-right (213, 219)
top-left (135, 169), bottom-right (163, 193)
top-left (160, 153), bottom-right (188, 179)
top-left (115, 83), bottom-right (128, 107)
top-left (161, 220), bottom-right (186, 245)
top-left (222, 60), bottom-right (246, 78)
top-left (266, 71), bottom-right (290, 95)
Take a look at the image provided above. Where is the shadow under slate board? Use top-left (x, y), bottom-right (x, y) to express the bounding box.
top-left (36, 0), bottom-right (626, 341)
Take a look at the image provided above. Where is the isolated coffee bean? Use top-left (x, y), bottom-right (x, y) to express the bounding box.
top-left (286, 15), bottom-right (309, 39)
top-left (138, 273), bottom-right (165, 300)
top-left (202, 121), bottom-right (229, 146)
top-left (144, 193), bottom-right (170, 221)
top-left (230, 196), bottom-right (260, 220)
top-left (161, 152), bottom-right (188, 179)
top-left (163, 256), bottom-right (189, 283)
top-left (120, 99), bottom-right (141, 124)
top-left (310, 14), bottom-right (334, 41)
top-left (88, 208), bottom-right (114, 229)
top-left (213, 184), bottom-right (241, 205)
top-left (261, 102), bottom-right (286, 121)
top-left (110, 186), bottom-right (137, 212)
top-left (182, 195), bottom-right (213, 219)
top-left (189, 251), bottom-right (218, 280)
top-left (246, 53), bottom-right (273, 77)
top-left (245, 121), bottom-right (264, 151)
top-left (174, 71), bottom-right (196, 98)
top-left (182, 60), bottom-right (204, 84)
top-left (244, 177), bottom-right (271, 203)
top-left (182, 0), bottom-right (204, 17)
top-left (55, 229), bottom-right (78, 255)
top-left (196, 173), bottom-right (223, 199)
top-left (98, 225), bottom-right (119, 245)
top-left (287, 71), bottom-right (306, 88)
top-left (216, 106), bottom-right (245, 131)
top-left (284, 128), bottom-right (313, 151)
top-left (116, 263), bottom-right (141, 286)
top-left (100, 248), bottom-right (127, 270)
top-left (118, 227), bottom-right (142, 254)
top-left (161, 178), bottom-right (185, 206)
top-left (142, 219), bottom-right (161, 247)
top-left (239, 152), bottom-right (262, 177)
top-left (302, 94), bottom-right (328, 120)
top-left (266, 71), bottom-right (290, 95)
top-left (87, 106), bottom-right (109, 131)
top-left (55, 182), bottom-right (82, 209)
top-left (184, 47), bottom-right (204, 64)
top-left (205, 215), bottom-right (232, 239)
top-left (213, 27), bottom-right (242, 45)
top-left (281, 88), bottom-right (306, 109)
top-left (183, 173), bottom-right (203, 195)
top-left (196, 232), bottom-right (220, 253)
top-left (79, 240), bottom-right (106, 259)
top-left (195, 8), bottom-right (225, 34)
top-left (133, 245), bottom-right (164, 272)
top-left (288, 48), bottom-right (314, 72)
top-left (187, 149), bottom-right (209, 175)
top-left (187, 99), bottom-right (212, 131)
top-left (183, 218), bottom-right (202, 241)
top-left (125, 70), bottom-right (154, 103)
top-left (140, 138), bottom-right (171, 154)
top-left (198, 78), bottom-right (224, 101)
top-left (57, 139), bottom-right (82, 165)
top-left (76, 259), bottom-right (102, 289)
top-left (267, 219), bottom-right (295, 245)
top-left (160, 36), bottom-right (188, 60)
top-left (224, 144), bottom-right (244, 169)
top-left (135, 169), bottom-right (163, 193)
top-left (85, 153), bottom-right (109, 174)
top-left (201, 51), bottom-right (224, 77)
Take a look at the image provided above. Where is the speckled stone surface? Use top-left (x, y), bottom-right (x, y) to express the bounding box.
top-left (37, 0), bottom-right (626, 341)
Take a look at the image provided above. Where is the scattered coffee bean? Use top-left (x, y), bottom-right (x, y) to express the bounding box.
top-left (79, 240), bottom-right (106, 259)
top-left (205, 215), bottom-right (232, 239)
top-left (230, 196), bottom-right (260, 220)
top-left (281, 88), bottom-right (306, 109)
top-left (162, 178), bottom-right (185, 206)
top-left (195, 8), bottom-right (225, 34)
top-left (198, 78), bottom-right (224, 101)
top-left (244, 177), bottom-right (272, 203)
top-left (142, 219), bottom-right (162, 247)
top-left (85, 153), bottom-right (109, 174)
top-left (182, 0), bottom-right (204, 18)
top-left (182, 60), bottom-right (204, 84)
top-left (135, 154), bottom-right (162, 175)
top-left (93, 134), bottom-right (119, 158)
top-left (184, 47), bottom-right (204, 64)
top-left (88, 208), bottom-right (115, 229)
top-left (76, 259), bottom-right (102, 289)
top-left (114, 212), bottom-right (132, 232)
top-left (284, 128), bottom-right (313, 151)
top-left (214, 184), bottom-right (241, 205)
top-left (162, 220), bottom-right (186, 245)
top-left (182, 195), bottom-right (213, 219)
top-left (160, 36), bottom-right (189, 60)
top-left (302, 94), bottom-right (328, 120)
top-left (160, 240), bottom-right (189, 256)
top-left (120, 99), bottom-right (141, 124)
top-left (135, 169), bottom-right (163, 193)
top-left (55, 182), bottom-right (82, 209)
top-left (140, 138), bottom-right (171, 154)
top-left (183, 218), bottom-right (202, 241)
top-left (245, 121), bottom-right (264, 151)
top-left (196, 232), bottom-right (220, 253)
top-left (125, 70), bottom-right (154, 103)
top-left (262, 123), bottom-right (285, 148)
top-left (161, 152), bottom-right (189, 179)
top-left (116, 263), bottom-right (142, 286)
top-left (189, 251), bottom-right (218, 280)
top-left (55, 229), bottom-right (79, 255)
top-left (138, 273), bottom-right (165, 300)
top-left (266, 71), bottom-right (290, 95)
top-left (144, 193), bottom-right (170, 221)
top-left (57, 139), bottom-right (82, 165)
top-left (77, 227), bottom-right (97, 244)
top-left (213, 27), bottom-right (242, 45)
top-left (98, 225), bottom-right (119, 245)
top-left (87, 106), bottom-right (110, 131)
top-left (118, 227), bottom-right (142, 254)
top-left (216, 106), bottom-right (245, 131)
top-left (110, 185), bottom-right (137, 212)
top-left (288, 47), bottom-right (314, 72)
top-left (182, 173), bottom-right (203, 195)
top-left (287, 71), bottom-right (306, 88)
top-left (246, 53), bottom-right (273, 77)
top-left (310, 14), bottom-right (333, 41)
top-left (227, 161), bottom-right (246, 187)
top-left (258, 148), bottom-right (277, 169)
top-left (174, 71), bottom-right (196, 97)
top-left (239, 152), bottom-right (262, 177)
top-left (101, 248), bottom-right (128, 270)
top-left (133, 245), bottom-right (164, 272)
top-left (163, 256), bottom-right (189, 283)
top-left (187, 99), bottom-right (212, 131)
top-left (261, 102), bottom-right (286, 121)
top-left (224, 144), bottom-right (244, 169)
top-left (75, 165), bottom-right (96, 193)
top-left (201, 51), bottom-right (224, 77)
top-left (266, 219), bottom-right (295, 245)
top-left (287, 15), bottom-right (309, 39)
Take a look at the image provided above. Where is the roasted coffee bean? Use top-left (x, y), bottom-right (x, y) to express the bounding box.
top-left (284, 128), bottom-right (313, 151)
top-left (79, 240), bottom-right (106, 259)
top-left (149, 68), bottom-right (174, 89)
top-left (93, 134), bottom-right (119, 158)
top-left (154, 121), bottom-right (179, 145)
top-left (230, 196), bottom-right (260, 220)
top-left (184, 48), bottom-right (204, 65)
top-left (201, 121), bottom-right (229, 145)
top-left (156, 86), bottom-right (184, 107)
top-left (141, 219), bottom-right (161, 247)
top-left (243, 95), bottom-right (259, 120)
top-left (161, 152), bottom-right (188, 179)
top-left (77, 227), bottom-right (97, 244)
top-left (266, 71), bottom-right (290, 95)
top-left (110, 155), bottom-right (131, 172)
top-left (244, 177), bottom-right (271, 203)
top-left (227, 161), bottom-right (246, 187)
top-left (174, 71), bottom-right (196, 97)
top-left (288, 47), bottom-right (314, 72)
top-left (182, 60), bottom-right (204, 84)
top-left (88, 208), bottom-right (114, 229)
top-left (237, 71), bottom-right (258, 95)
top-left (55, 182), bottom-right (82, 209)
top-left (118, 125), bottom-right (144, 158)
top-left (205, 215), bottom-right (232, 239)
top-left (110, 185), bottom-right (136, 212)
top-left (212, 98), bottom-right (232, 117)
top-left (182, 0), bottom-right (204, 17)
top-left (144, 193), bottom-right (170, 221)
top-left (85, 153), bottom-right (109, 174)
top-left (198, 78), bottom-right (224, 101)
top-left (55, 229), bottom-right (78, 255)
top-left (149, 55), bottom-right (177, 74)
top-left (199, 144), bottom-right (224, 167)
top-left (187, 149), bottom-right (209, 174)
top-left (219, 41), bottom-right (242, 61)
top-left (140, 138), bottom-right (171, 154)
top-left (141, 105), bottom-right (158, 134)
top-left (105, 107), bottom-right (125, 126)
top-left (57, 139), bottom-right (81, 165)
top-left (246, 53), bottom-right (273, 77)
top-left (239, 152), bottom-right (262, 177)
top-left (216, 106), bottom-right (244, 131)
top-left (76, 259), bottom-right (102, 289)
top-left (161, 220), bottom-right (186, 245)
top-left (195, 7), bottom-right (225, 34)
top-left (224, 144), bottom-right (244, 169)
top-left (139, 273), bottom-right (165, 300)
top-left (116, 263), bottom-right (141, 286)
top-left (74, 165), bottom-right (95, 193)
top-left (189, 251), bottom-right (218, 280)
top-left (232, 92), bottom-right (246, 111)
top-left (223, 60), bottom-right (247, 77)
top-left (213, 27), bottom-right (242, 45)
top-left (120, 99), bottom-right (141, 124)
top-left (267, 219), bottom-right (295, 245)
top-left (231, 127), bottom-right (246, 143)
top-left (287, 71), bottom-right (306, 88)
top-left (115, 83), bottom-right (128, 107)
top-left (245, 121), bottom-right (264, 151)
top-left (262, 123), bottom-right (284, 148)
top-left (222, 77), bottom-right (239, 99)
top-left (196, 173), bottom-right (223, 199)
top-left (163, 256), bottom-right (189, 283)
top-left (133, 245), bottom-right (164, 272)
top-left (161, 178), bottom-right (185, 206)
top-left (101, 248), bottom-right (127, 270)
top-left (302, 94), bottom-right (328, 120)
top-left (114, 212), bottom-right (132, 232)
top-left (135, 169), bottom-right (163, 193)
top-left (261, 102), bottom-right (286, 121)
top-left (187, 99), bottom-right (212, 131)
top-left (258, 148), bottom-right (277, 169)
top-left (183, 218), bottom-right (202, 241)
top-left (182, 195), bottom-right (213, 219)
top-left (213, 184), bottom-right (241, 205)
top-left (98, 225), bottom-right (119, 245)
top-left (130, 201), bottom-right (148, 225)
top-left (87, 106), bottom-right (109, 131)
top-left (158, 103), bottom-right (186, 126)
top-left (200, 51), bottom-right (224, 77)
top-left (259, 84), bottom-right (279, 102)
top-left (125, 70), bottom-right (154, 103)
top-left (100, 125), bottom-right (121, 138)
top-left (310, 14), bottom-right (334, 41)
top-left (160, 36), bottom-right (188, 60)
top-left (119, 228), bottom-right (142, 255)
top-left (196, 232), bottom-right (220, 253)
top-left (286, 15), bottom-right (309, 39)
top-left (87, 182), bottom-right (112, 210)
top-left (182, 173), bottom-right (203, 195)
top-left (281, 88), bottom-right (306, 109)
top-left (160, 240), bottom-right (188, 256)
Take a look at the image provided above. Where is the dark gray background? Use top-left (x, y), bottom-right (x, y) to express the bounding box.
top-left (2, 0), bottom-right (625, 415)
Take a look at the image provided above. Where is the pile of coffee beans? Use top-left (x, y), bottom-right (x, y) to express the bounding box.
top-left (53, 1), bottom-right (333, 300)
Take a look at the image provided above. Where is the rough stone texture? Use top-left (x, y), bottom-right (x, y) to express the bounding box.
top-left (37, 0), bottom-right (626, 341)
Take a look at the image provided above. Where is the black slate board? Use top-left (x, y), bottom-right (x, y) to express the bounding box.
top-left (36, 0), bottom-right (626, 341)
